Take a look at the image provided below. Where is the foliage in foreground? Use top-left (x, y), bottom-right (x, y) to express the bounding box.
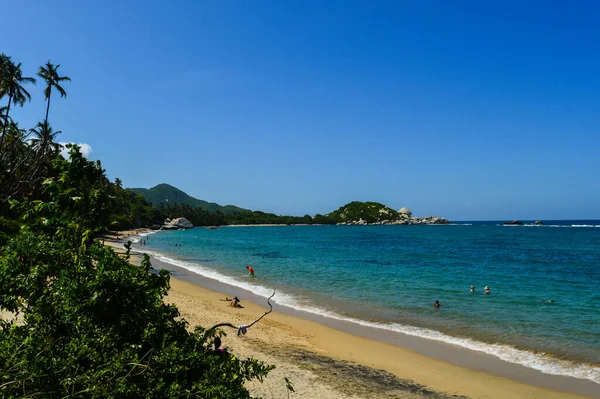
top-left (0, 146), bottom-right (274, 397)
top-left (0, 235), bottom-right (273, 398)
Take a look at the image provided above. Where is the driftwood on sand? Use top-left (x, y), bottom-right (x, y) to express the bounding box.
top-left (204, 291), bottom-right (276, 337)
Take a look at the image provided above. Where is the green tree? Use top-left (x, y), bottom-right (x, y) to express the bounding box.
top-left (37, 61), bottom-right (70, 125)
top-left (2, 145), bottom-right (274, 397)
top-left (0, 54), bottom-right (36, 161)
top-left (30, 121), bottom-right (62, 158)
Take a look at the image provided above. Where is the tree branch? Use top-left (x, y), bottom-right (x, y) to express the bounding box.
top-left (204, 291), bottom-right (275, 337)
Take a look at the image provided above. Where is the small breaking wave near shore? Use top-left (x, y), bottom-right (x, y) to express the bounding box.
top-left (140, 246), bottom-right (600, 385)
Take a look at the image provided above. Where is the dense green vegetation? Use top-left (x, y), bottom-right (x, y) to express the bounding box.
top-left (327, 201), bottom-right (399, 224)
top-left (0, 54), bottom-right (273, 397)
top-left (132, 183), bottom-right (403, 226)
top-left (157, 202), bottom-right (228, 226)
top-left (156, 201), bottom-right (327, 226)
top-left (132, 184), bottom-right (337, 226)
top-left (131, 183), bottom-right (250, 214)
top-left (0, 54), bottom-right (160, 232)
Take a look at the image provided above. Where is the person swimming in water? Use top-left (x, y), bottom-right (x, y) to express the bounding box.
top-left (470, 285), bottom-right (475, 292)
top-left (485, 286), bottom-right (491, 294)
top-left (246, 265), bottom-right (255, 277)
top-left (434, 300), bottom-right (440, 308)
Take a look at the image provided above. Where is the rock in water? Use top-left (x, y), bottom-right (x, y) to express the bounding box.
top-left (534, 220), bottom-right (543, 225)
top-left (170, 217), bottom-right (194, 229)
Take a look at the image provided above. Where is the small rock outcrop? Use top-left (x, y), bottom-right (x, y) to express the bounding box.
top-left (161, 217), bottom-right (194, 230)
top-left (534, 220), bottom-right (543, 225)
top-left (171, 217), bottom-right (194, 229)
top-left (504, 220), bottom-right (524, 225)
top-left (398, 207), bottom-right (412, 217)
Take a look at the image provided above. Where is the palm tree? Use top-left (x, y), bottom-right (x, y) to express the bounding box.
top-left (30, 121), bottom-right (62, 160)
top-left (0, 55), bottom-right (36, 160)
top-left (37, 61), bottom-right (70, 125)
top-left (0, 53), bottom-right (11, 95)
top-left (0, 105), bottom-right (9, 132)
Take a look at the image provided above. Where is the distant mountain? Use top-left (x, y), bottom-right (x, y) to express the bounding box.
top-left (129, 184), bottom-right (250, 214)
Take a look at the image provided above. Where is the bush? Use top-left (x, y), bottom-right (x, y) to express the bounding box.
top-left (0, 217), bottom-right (20, 234)
top-left (0, 234), bottom-right (273, 398)
top-left (109, 213), bottom-right (133, 230)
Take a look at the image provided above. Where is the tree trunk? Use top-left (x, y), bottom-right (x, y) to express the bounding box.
top-left (0, 94), bottom-right (13, 162)
top-left (45, 91), bottom-right (51, 125)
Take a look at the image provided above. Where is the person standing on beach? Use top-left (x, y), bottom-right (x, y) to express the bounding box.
top-left (246, 265), bottom-right (255, 277)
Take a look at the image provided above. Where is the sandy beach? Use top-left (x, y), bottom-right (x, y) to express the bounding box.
top-left (102, 230), bottom-right (597, 399)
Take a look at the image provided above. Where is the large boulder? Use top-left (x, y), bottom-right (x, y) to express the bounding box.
top-left (170, 217), bottom-right (194, 229)
top-left (398, 207), bottom-right (412, 216)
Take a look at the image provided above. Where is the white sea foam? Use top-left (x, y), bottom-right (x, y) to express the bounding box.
top-left (141, 249), bottom-right (600, 385)
top-left (139, 231), bottom-right (157, 237)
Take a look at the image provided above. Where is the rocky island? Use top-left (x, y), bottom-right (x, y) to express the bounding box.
top-left (328, 202), bottom-right (450, 225)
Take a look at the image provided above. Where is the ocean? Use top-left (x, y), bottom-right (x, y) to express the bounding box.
top-left (136, 222), bottom-right (600, 384)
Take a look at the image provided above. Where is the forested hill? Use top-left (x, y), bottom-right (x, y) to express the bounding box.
top-left (129, 183), bottom-right (250, 214)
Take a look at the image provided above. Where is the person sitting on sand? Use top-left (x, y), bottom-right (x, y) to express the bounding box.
top-left (434, 300), bottom-right (440, 308)
top-left (246, 265), bottom-right (255, 277)
top-left (229, 296), bottom-right (243, 308)
top-left (485, 286), bottom-right (491, 294)
top-left (470, 285), bottom-right (475, 292)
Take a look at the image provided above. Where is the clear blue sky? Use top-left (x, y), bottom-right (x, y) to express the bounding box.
top-left (4, 1), bottom-right (600, 220)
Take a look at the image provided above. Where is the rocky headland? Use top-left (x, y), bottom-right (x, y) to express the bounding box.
top-left (329, 202), bottom-right (450, 226)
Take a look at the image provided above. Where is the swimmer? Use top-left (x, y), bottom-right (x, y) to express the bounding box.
top-left (542, 299), bottom-right (555, 303)
top-left (470, 285), bottom-right (475, 292)
top-left (484, 286), bottom-right (491, 294)
top-left (434, 300), bottom-right (440, 308)
top-left (246, 265), bottom-right (255, 277)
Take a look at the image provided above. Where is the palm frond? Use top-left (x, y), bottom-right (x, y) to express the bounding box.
top-left (56, 84), bottom-right (67, 98)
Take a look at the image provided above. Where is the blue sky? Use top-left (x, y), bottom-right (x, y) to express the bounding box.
top-left (4, 1), bottom-right (600, 219)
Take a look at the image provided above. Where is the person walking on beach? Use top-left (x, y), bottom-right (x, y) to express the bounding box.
top-left (246, 265), bottom-right (255, 277)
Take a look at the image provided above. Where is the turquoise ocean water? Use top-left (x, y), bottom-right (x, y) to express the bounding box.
top-left (136, 222), bottom-right (600, 384)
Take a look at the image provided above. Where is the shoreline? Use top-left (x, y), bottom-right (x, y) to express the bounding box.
top-left (105, 230), bottom-right (599, 398)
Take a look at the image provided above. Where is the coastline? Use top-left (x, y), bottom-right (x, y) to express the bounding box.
top-left (104, 230), bottom-right (599, 399)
